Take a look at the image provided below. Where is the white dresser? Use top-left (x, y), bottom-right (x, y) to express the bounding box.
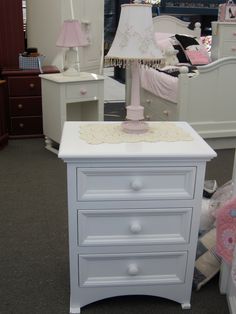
top-left (211, 21), bottom-right (236, 61)
top-left (59, 121), bottom-right (216, 314)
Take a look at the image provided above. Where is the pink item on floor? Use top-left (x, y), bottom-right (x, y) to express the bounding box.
top-left (216, 196), bottom-right (236, 264)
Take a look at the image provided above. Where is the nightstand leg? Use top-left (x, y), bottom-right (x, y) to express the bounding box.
top-left (181, 302), bottom-right (191, 310)
top-left (70, 304), bottom-right (81, 314)
top-left (45, 136), bottom-right (59, 154)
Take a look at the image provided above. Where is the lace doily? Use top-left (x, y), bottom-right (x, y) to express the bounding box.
top-left (79, 123), bottom-right (193, 144)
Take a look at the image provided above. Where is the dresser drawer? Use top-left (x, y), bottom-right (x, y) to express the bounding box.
top-left (222, 41), bottom-right (236, 57)
top-left (10, 116), bottom-right (42, 135)
top-left (78, 208), bottom-right (192, 246)
top-left (8, 76), bottom-right (41, 96)
top-left (221, 27), bottom-right (236, 41)
top-left (79, 251), bottom-right (187, 287)
top-left (66, 82), bottom-right (98, 101)
top-left (9, 96), bottom-right (42, 116)
top-left (76, 167), bottom-right (196, 201)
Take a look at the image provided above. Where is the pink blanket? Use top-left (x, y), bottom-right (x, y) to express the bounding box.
top-left (216, 196), bottom-right (236, 264)
top-left (140, 66), bottom-right (178, 103)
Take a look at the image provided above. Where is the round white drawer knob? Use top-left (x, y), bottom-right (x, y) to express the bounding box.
top-left (130, 179), bottom-right (143, 191)
top-left (80, 89), bottom-right (87, 95)
top-left (130, 221), bottom-right (142, 234)
top-left (127, 263), bottom-right (139, 276)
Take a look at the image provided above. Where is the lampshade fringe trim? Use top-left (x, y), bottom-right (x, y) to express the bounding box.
top-left (105, 57), bottom-right (163, 68)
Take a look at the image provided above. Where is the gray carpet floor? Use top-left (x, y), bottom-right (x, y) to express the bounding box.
top-left (0, 138), bottom-right (231, 314)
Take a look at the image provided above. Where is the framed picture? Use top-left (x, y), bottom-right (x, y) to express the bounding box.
top-left (224, 4), bottom-right (236, 21)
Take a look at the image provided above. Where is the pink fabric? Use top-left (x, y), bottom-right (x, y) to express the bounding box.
top-left (140, 66), bottom-right (178, 103)
top-left (216, 196), bottom-right (236, 264)
top-left (155, 38), bottom-right (173, 51)
top-left (155, 38), bottom-right (179, 66)
top-left (185, 50), bottom-right (210, 65)
top-left (154, 32), bottom-right (175, 42)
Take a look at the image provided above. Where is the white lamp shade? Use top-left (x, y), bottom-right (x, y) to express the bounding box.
top-left (106, 4), bottom-right (163, 63)
top-left (56, 19), bottom-right (88, 48)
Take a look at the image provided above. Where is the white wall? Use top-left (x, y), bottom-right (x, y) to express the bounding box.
top-left (27, 0), bottom-right (63, 68)
top-left (26, 0), bottom-right (104, 73)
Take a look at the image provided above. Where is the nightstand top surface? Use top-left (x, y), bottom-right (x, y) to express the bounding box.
top-left (40, 72), bottom-right (104, 83)
top-left (59, 121), bottom-right (216, 161)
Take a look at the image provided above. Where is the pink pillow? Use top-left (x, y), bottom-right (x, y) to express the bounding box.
top-left (154, 32), bottom-right (175, 42)
top-left (185, 50), bottom-right (210, 65)
top-left (155, 38), bottom-right (179, 66)
top-left (155, 38), bottom-right (173, 51)
top-left (185, 44), bottom-right (211, 65)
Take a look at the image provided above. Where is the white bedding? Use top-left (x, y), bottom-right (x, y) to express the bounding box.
top-left (140, 65), bottom-right (198, 104)
top-left (140, 66), bottom-right (178, 103)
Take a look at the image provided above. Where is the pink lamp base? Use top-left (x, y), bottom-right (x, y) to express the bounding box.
top-left (122, 120), bottom-right (149, 134)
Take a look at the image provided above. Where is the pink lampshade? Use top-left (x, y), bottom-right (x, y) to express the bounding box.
top-left (56, 20), bottom-right (88, 48)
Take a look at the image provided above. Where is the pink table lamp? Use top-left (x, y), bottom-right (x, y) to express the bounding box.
top-left (56, 19), bottom-right (88, 76)
top-left (105, 1), bottom-right (163, 133)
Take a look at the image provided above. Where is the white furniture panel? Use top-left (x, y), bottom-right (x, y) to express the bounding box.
top-left (59, 121), bottom-right (216, 314)
top-left (76, 166), bottom-right (196, 201)
top-left (78, 208), bottom-right (192, 246)
top-left (79, 252), bottom-right (188, 287)
top-left (211, 22), bottom-right (236, 61)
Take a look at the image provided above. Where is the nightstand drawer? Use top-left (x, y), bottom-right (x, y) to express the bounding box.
top-left (78, 208), bottom-right (192, 246)
top-left (76, 167), bottom-right (196, 201)
top-left (79, 251), bottom-right (187, 287)
top-left (9, 97), bottom-right (42, 116)
top-left (10, 116), bottom-right (42, 135)
top-left (66, 82), bottom-right (98, 100)
top-left (8, 76), bottom-right (41, 96)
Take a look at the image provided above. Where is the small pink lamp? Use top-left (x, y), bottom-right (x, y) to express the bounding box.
top-left (56, 19), bottom-right (88, 76)
top-left (105, 2), bottom-right (163, 133)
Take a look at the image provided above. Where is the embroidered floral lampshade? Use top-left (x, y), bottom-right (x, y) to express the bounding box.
top-left (56, 19), bottom-right (88, 76)
top-left (106, 2), bottom-right (163, 133)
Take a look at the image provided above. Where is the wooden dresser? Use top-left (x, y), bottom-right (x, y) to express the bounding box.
top-left (0, 80), bottom-right (8, 149)
top-left (2, 66), bottom-right (58, 138)
top-left (59, 121), bottom-right (216, 314)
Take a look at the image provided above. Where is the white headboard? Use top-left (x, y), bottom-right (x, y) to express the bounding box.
top-left (153, 15), bottom-right (201, 38)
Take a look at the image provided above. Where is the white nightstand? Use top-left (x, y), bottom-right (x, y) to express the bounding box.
top-left (40, 72), bottom-right (104, 153)
top-left (59, 121), bottom-right (216, 314)
top-left (211, 21), bottom-right (236, 61)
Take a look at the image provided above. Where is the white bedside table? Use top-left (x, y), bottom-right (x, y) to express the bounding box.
top-left (59, 121), bottom-right (216, 314)
top-left (40, 72), bottom-right (104, 153)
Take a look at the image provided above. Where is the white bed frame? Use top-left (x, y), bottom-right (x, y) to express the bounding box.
top-left (130, 15), bottom-right (236, 150)
top-left (152, 14), bottom-right (201, 38)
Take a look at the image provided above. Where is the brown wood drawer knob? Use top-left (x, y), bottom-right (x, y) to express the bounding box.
top-left (29, 83), bottom-right (35, 89)
top-left (18, 104), bottom-right (23, 109)
top-left (19, 123), bottom-right (24, 128)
